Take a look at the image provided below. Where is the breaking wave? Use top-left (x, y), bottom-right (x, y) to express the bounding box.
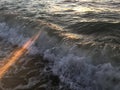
top-left (0, 13), bottom-right (120, 90)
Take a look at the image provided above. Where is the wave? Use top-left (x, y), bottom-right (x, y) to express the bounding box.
top-left (0, 12), bottom-right (120, 90)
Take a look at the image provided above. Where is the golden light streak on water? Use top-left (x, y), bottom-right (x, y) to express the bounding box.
top-left (73, 6), bottom-right (94, 12)
top-left (61, 33), bottom-right (82, 40)
top-left (50, 4), bottom-right (94, 13)
top-left (0, 31), bottom-right (41, 79)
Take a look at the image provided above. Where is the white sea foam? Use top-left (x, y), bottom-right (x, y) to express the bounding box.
top-left (0, 0), bottom-right (120, 89)
top-left (0, 16), bottom-right (120, 90)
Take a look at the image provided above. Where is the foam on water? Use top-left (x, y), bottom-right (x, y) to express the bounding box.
top-left (0, 13), bottom-right (120, 90)
top-left (0, 0), bottom-right (120, 89)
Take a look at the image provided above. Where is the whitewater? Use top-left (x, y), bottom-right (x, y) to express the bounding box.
top-left (0, 0), bottom-right (120, 90)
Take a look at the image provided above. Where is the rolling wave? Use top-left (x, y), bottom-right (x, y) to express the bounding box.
top-left (0, 12), bottom-right (120, 90)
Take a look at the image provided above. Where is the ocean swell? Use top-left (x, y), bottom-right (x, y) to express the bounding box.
top-left (0, 13), bottom-right (120, 90)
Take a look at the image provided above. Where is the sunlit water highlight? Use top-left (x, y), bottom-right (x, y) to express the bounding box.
top-left (0, 0), bottom-right (120, 90)
top-left (0, 31), bottom-right (41, 79)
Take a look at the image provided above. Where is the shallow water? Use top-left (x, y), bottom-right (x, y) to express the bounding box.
top-left (0, 0), bottom-right (120, 90)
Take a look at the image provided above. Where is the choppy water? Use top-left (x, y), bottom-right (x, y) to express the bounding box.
top-left (0, 0), bottom-right (120, 90)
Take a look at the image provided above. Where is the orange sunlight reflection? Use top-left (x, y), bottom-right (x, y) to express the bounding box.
top-left (0, 31), bottom-right (41, 79)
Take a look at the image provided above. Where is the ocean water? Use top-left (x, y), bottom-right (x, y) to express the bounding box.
top-left (0, 0), bottom-right (120, 90)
